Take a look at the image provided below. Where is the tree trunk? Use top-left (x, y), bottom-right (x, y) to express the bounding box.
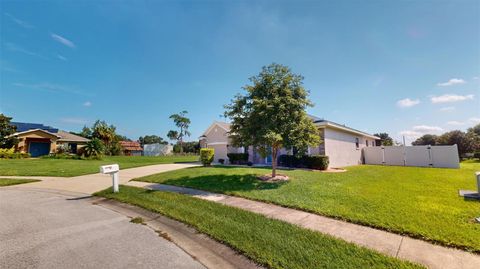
top-left (271, 147), bottom-right (277, 178)
top-left (180, 138), bottom-right (183, 154)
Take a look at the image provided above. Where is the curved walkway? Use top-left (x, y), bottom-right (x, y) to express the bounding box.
top-left (6, 163), bottom-right (200, 195)
top-left (126, 181), bottom-right (480, 269)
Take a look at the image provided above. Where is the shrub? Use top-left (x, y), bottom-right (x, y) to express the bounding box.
top-left (247, 161), bottom-right (253, 166)
top-left (83, 138), bottom-right (105, 158)
top-left (200, 148), bottom-right (214, 166)
top-left (218, 158), bottom-right (225, 165)
top-left (278, 154), bottom-right (329, 170)
top-left (474, 152), bottom-right (480, 160)
top-left (0, 148), bottom-right (30, 159)
top-left (227, 153), bottom-right (249, 165)
top-left (307, 155), bottom-right (329, 170)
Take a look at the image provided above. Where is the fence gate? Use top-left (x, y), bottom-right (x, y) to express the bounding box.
top-left (363, 145), bottom-right (459, 168)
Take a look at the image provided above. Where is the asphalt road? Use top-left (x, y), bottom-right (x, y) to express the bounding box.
top-left (0, 189), bottom-right (205, 269)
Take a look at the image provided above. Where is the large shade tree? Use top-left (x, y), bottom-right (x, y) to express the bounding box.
top-left (225, 63), bottom-right (320, 178)
top-left (0, 114), bottom-right (18, 149)
top-left (139, 135), bottom-right (168, 146)
top-left (373, 132), bottom-right (393, 146)
top-left (168, 111), bottom-right (191, 153)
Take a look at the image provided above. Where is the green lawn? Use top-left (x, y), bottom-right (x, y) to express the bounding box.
top-left (0, 178), bottom-right (39, 186)
top-left (0, 155), bottom-right (199, 177)
top-left (137, 161), bottom-right (480, 252)
top-left (96, 186), bottom-right (421, 269)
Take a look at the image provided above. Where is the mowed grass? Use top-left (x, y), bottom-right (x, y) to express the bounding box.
top-left (137, 161), bottom-right (480, 252)
top-left (0, 178), bottom-right (39, 186)
top-left (0, 155), bottom-right (199, 177)
top-left (96, 186), bottom-right (422, 269)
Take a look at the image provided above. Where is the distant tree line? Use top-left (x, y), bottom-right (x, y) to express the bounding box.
top-left (411, 124), bottom-right (480, 157)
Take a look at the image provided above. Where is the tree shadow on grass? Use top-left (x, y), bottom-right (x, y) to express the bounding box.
top-left (162, 173), bottom-right (287, 193)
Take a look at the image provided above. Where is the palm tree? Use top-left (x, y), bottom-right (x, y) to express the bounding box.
top-left (168, 111), bottom-right (191, 153)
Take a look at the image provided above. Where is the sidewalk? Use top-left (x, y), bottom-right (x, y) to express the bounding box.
top-left (6, 163), bottom-right (200, 195)
top-left (126, 181), bottom-right (480, 269)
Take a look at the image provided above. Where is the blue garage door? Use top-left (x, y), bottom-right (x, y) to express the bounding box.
top-left (29, 142), bottom-right (50, 157)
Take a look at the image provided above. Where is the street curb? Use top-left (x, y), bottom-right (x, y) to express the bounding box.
top-left (91, 197), bottom-right (263, 269)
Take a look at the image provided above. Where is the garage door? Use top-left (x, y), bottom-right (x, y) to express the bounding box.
top-left (29, 142), bottom-right (50, 157)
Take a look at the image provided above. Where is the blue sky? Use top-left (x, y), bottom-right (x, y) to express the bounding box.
top-left (1, 0), bottom-right (479, 144)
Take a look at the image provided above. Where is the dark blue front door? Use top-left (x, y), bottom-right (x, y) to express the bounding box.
top-left (29, 142), bottom-right (50, 157)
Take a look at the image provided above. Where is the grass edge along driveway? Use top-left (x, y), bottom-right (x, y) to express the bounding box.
top-left (136, 163), bottom-right (480, 253)
top-left (0, 155), bottom-right (199, 177)
top-left (95, 186), bottom-right (422, 269)
top-left (0, 178), bottom-right (40, 186)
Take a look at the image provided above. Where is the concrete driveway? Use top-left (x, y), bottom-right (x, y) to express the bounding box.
top-left (7, 163), bottom-right (199, 195)
top-left (0, 188), bottom-right (205, 269)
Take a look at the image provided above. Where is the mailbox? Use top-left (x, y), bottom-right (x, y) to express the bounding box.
top-left (100, 164), bottom-right (120, 193)
top-left (100, 164), bottom-right (119, 174)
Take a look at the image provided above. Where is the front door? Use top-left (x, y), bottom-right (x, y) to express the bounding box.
top-left (29, 142), bottom-right (50, 157)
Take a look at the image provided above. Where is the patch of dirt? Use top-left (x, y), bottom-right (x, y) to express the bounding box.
top-left (258, 174), bottom-right (289, 182)
top-left (320, 168), bottom-right (347, 173)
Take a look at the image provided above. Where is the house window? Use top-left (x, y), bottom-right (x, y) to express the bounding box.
top-left (355, 138), bottom-right (359, 149)
top-left (366, 140), bottom-right (369, 147)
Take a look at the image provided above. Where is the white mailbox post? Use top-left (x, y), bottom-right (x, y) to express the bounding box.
top-left (100, 164), bottom-right (120, 193)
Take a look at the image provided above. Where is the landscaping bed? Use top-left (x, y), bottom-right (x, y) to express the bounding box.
top-left (95, 186), bottom-right (421, 269)
top-left (0, 155), bottom-right (199, 177)
top-left (136, 162), bottom-right (480, 252)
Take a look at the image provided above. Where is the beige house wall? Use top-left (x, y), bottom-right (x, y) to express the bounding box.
top-left (324, 127), bottom-right (376, 167)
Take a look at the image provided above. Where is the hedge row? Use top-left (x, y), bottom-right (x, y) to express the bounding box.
top-left (227, 153), bottom-right (249, 164)
top-left (278, 154), bottom-right (329, 170)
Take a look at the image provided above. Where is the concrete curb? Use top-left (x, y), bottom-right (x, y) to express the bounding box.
top-left (92, 197), bottom-right (263, 269)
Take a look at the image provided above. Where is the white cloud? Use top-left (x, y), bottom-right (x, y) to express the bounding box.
top-left (4, 42), bottom-right (47, 59)
top-left (4, 13), bottom-right (34, 28)
top-left (469, 117), bottom-right (480, 124)
top-left (412, 125), bottom-right (443, 133)
top-left (60, 118), bottom-right (88, 125)
top-left (399, 130), bottom-right (422, 138)
top-left (430, 94), bottom-right (474, 104)
top-left (13, 82), bottom-right (84, 95)
top-left (397, 98), bottom-right (420, 108)
top-left (51, 33), bottom-right (75, 48)
top-left (399, 125), bottom-right (443, 142)
top-left (473, 76), bottom-right (479, 80)
top-left (446, 121), bottom-right (464, 126)
top-left (57, 54), bottom-right (67, 61)
top-left (437, 78), bottom-right (466, 87)
top-left (83, 101), bottom-right (92, 107)
top-left (439, 106), bottom-right (455, 112)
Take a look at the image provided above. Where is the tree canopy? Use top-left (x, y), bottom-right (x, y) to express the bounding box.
top-left (0, 114), bottom-right (18, 149)
top-left (225, 63), bottom-right (320, 177)
top-left (139, 135), bottom-right (168, 146)
top-left (168, 111), bottom-right (191, 153)
top-left (373, 132), bottom-right (393, 146)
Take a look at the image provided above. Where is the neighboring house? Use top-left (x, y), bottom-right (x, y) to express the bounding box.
top-left (9, 122), bottom-right (90, 157)
top-left (119, 141), bottom-right (143, 156)
top-left (143, 143), bottom-right (173, 156)
top-left (199, 116), bottom-right (380, 168)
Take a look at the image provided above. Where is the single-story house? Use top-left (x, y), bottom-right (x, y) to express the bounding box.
top-left (9, 122), bottom-right (90, 157)
top-left (199, 116), bottom-right (380, 168)
top-left (119, 141), bottom-right (143, 156)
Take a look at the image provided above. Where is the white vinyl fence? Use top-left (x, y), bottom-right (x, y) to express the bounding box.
top-left (363, 145), bottom-right (460, 168)
top-left (143, 143), bottom-right (173, 156)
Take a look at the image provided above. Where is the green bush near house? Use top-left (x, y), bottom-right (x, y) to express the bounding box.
top-left (0, 148), bottom-right (30, 159)
top-left (200, 148), bottom-right (214, 166)
top-left (306, 155), bottom-right (329, 170)
top-left (227, 153), bottom-right (249, 164)
top-left (278, 154), bottom-right (329, 170)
